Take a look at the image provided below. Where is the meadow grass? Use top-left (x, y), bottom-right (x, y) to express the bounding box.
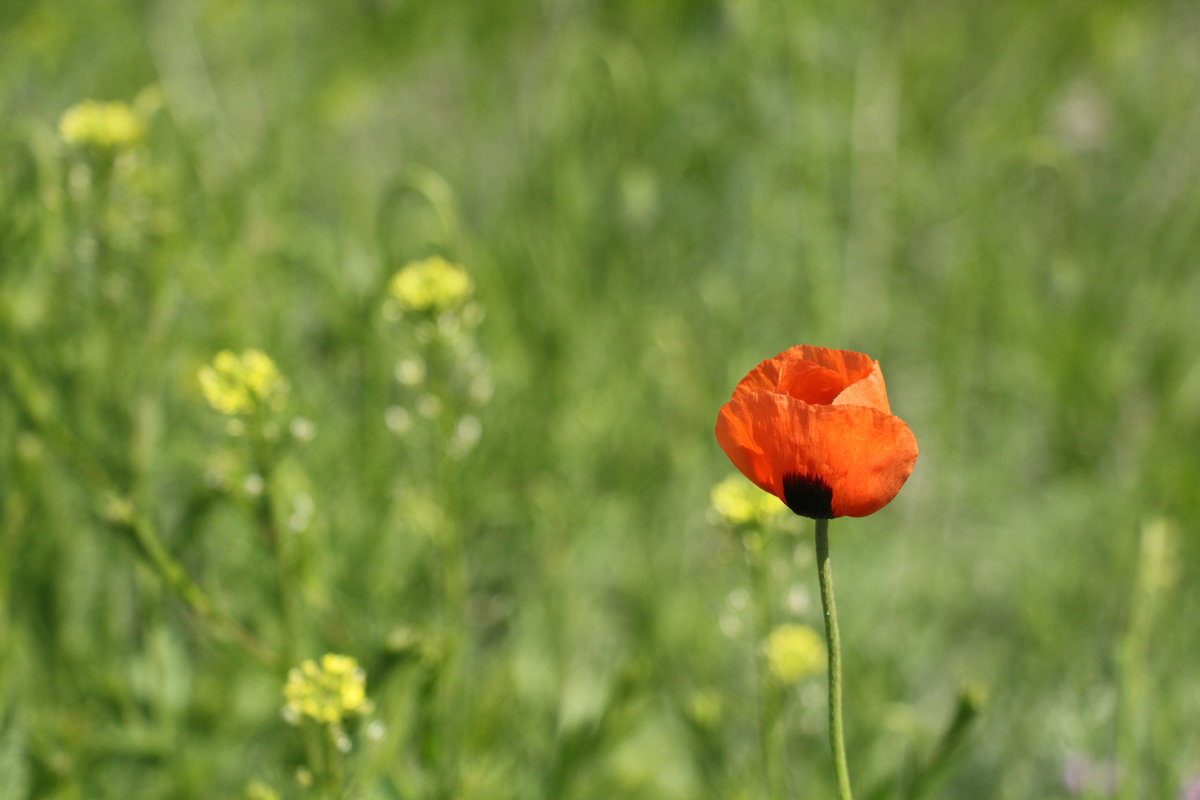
top-left (2, 1), bottom-right (1199, 797)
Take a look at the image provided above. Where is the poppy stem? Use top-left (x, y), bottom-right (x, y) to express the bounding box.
top-left (815, 517), bottom-right (854, 800)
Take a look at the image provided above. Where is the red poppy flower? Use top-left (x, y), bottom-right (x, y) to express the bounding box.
top-left (715, 345), bottom-right (918, 519)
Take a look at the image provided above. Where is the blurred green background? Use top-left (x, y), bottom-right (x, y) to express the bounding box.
top-left (2, 0), bottom-right (1199, 797)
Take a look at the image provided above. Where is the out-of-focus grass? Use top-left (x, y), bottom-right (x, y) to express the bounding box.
top-left (2, 0), bottom-right (1200, 797)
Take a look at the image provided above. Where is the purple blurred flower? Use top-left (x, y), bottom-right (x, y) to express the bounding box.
top-left (1179, 772), bottom-right (1200, 800)
top-left (1062, 754), bottom-right (1119, 797)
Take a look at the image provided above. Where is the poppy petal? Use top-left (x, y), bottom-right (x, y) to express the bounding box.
top-left (832, 360), bottom-right (891, 414)
top-left (734, 359), bottom-right (843, 405)
top-left (732, 346), bottom-right (879, 406)
top-left (792, 345), bottom-right (876, 384)
top-left (714, 401), bottom-right (776, 496)
top-left (716, 392), bottom-right (918, 518)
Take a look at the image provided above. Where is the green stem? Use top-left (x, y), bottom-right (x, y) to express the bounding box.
top-left (257, 462), bottom-right (300, 667)
top-left (247, 417), bottom-right (302, 664)
top-left (250, 429), bottom-right (328, 784)
top-left (434, 434), bottom-right (470, 633)
top-left (902, 683), bottom-right (985, 800)
top-left (0, 351), bottom-right (274, 665)
top-left (323, 724), bottom-right (346, 799)
top-left (815, 518), bottom-right (853, 800)
top-left (1115, 520), bottom-right (1175, 799)
top-left (745, 529), bottom-right (782, 800)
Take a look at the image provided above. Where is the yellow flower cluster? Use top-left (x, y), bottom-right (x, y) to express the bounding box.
top-left (763, 624), bottom-right (826, 684)
top-left (58, 100), bottom-right (144, 149)
top-left (710, 475), bottom-right (786, 527)
top-left (283, 654), bottom-right (373, 725)
top-left (198, 349), bottom-right (288, 416)
top-left (389, 256), bottom-right (473, 312)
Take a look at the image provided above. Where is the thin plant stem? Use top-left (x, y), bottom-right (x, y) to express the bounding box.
top-left (248, 422), bottom-right (327, 782)
top-left (323, 724), bottom-right (346, 800)
top-left (255, 458), bottom-right (300, 667)
top-left (744, 529), bottom-right (783, 800)
top-left (246, 414), bottom-right (304, 663)
top-left (0, 351), bottom-right (274, 665)
top-left (1115, 520), bottom-right (1177, 799)
top-left (815, 518), bottom-right (853, 800)
top-left (902, 683), bottom-right (985, 800)
top-left (124, 512), bottom-right (275, 665)
top-left (434, 409), bottom-right (470, 633)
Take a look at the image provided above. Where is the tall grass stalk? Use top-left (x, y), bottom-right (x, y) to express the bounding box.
top-left (1115, 520), bottom-right (1178, 800)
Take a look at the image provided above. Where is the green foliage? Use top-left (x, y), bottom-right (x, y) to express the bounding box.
top-left (2, 0), bottom-right (1199, 797)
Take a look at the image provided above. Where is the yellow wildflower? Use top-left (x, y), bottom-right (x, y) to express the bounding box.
top-left (710, 475), bottom-right (786, 527)
top-left (389, 256), bottom-right (473, 312)
top-left (764, 624), bottom-right (826, 684)
top-left (243, 780), bottom-right (280, 800)
top-left (198, 349), bottom-right (288, 416)
top-left (283, 653), bottom-right (373, 725)
top-left (59, 100), bottom-right (144, 149)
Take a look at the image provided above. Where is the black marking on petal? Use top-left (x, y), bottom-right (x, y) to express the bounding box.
top-left (781, 473), bottom-right (834, 519)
